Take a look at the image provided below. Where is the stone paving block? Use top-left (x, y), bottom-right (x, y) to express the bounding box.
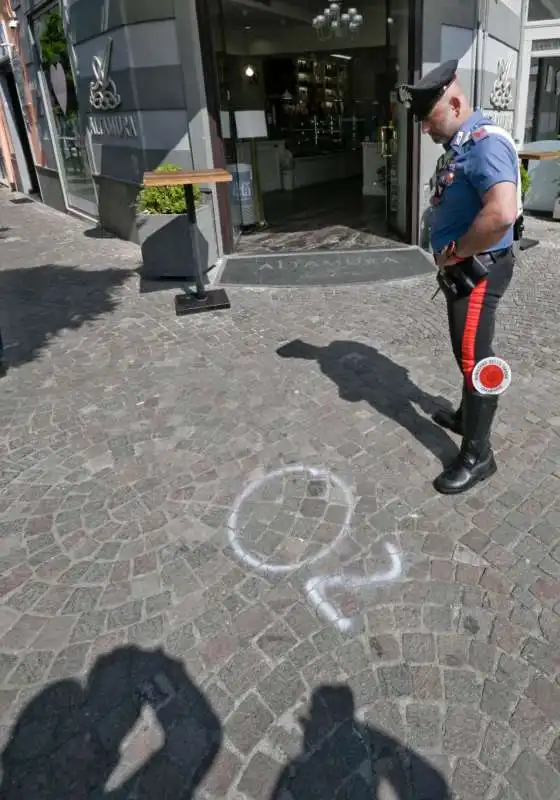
top-left (443, 705), bottom-right (485, 755)
top-left (547, 735), bottom-right (560, 773)
top-left (259, 660), bottom-right (307, 716)
top-left (452, 758), bottom-right (493, 798)
top-left (526, 676), bottom-right (560, 724)
top-left (437, 635), bottom-right (470, 668)
top-left (510, 697), bottom-right (555, 751)
top-left (444, 669), bottom-right (483, 707)
top-left (480, 721), bottom-right (517, 774)
top-left (521, 637), bottom-right (560, 677)
top-left (405, 703), bottom-right (442, 750)
top-left (505, 749), bottom-right (560, 800)
top-left (361, 701), bottom-right (405, 740)
top-left (225, 693), bottom-right (274, 755)
top-left (403, 633), bottom-right (436, 664)
top-left (469, 641), bottom-right (498, 674)
top-left (236, 750), bottom-right (284, 799)
top-left (378, 665), bottom-right (413, 698)
top-left (411, 666), bottom-right (443, 701)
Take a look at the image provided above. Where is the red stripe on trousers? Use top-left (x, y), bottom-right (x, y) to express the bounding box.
top-left (461, 278), bottom-right (488, 390)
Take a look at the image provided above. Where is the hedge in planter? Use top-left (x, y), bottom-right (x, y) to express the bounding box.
top-left (136, 164), bottom-right (216, 280)
top-left (137, 163), bottom-right (203, 215)
top-left (520, 162), bottom-right (531, 199)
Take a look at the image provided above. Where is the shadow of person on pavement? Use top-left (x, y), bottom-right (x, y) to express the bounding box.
top-left (276, 339), bottom-right (457, 466)
top-left (0, 263), bottom-right (133, 370)
top-left (271, 685), bottom-right (450, 800)
top-left (0, 645), bottom-right (222, 799)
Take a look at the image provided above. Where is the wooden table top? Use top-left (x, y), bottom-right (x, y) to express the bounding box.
top-left (517, 150), bottom-right (560, 161)
top-left (142, 168), bottom-right (233, 187)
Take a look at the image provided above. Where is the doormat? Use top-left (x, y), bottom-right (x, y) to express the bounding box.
top-left (216, 247), bottom-right (434, 288)
top-left (9, 197), bottom-right (34, 204)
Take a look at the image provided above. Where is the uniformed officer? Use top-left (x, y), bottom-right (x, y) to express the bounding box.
top-left (396, 60), bottom-right (519, 495)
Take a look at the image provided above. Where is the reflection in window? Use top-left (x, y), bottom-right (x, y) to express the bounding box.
top-left (33, 4), bottom-right (97, 215)
top-left (528, 0), bottom-right (560, 21)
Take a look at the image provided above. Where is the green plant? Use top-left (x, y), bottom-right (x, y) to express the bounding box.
top-left (137, 164), bottom-right (202, 215)
top-left (38, 8), bottom-right (78, 117)
top-left (520, 162), bottom-right (532, 197)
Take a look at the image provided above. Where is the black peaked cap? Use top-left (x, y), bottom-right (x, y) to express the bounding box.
top-left (396, 59), bottom-right (459, 119)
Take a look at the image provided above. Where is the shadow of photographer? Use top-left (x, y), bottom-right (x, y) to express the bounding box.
top-left (272, 685), bottom-right (450, 799)
top-left (0, 645), bottom-right (222, 799)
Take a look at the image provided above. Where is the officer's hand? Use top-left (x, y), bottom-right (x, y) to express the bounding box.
top-left (435, 244), bottom-right (460, 269)
top-left (435, 252), bottom-right (452, 269)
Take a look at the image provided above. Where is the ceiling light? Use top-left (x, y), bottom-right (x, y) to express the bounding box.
top-left (312, 3), bottom-right (364, 40)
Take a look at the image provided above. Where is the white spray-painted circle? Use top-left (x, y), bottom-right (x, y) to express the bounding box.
top-left (225, 465), bottom-right (354, 576)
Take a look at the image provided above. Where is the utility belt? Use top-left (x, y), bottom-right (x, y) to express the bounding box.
top-left (435, 247), bottom-right (512, 297)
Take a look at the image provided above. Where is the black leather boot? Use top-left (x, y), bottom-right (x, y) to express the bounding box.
top-left (433, 390), bottom-right (498, 495)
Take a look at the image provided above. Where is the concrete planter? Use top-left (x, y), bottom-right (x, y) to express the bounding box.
top-left (136, 195), bottom-right (218, 280)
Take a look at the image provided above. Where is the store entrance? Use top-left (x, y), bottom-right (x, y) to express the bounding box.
top-left (205, 0), bottom-right (415, 255)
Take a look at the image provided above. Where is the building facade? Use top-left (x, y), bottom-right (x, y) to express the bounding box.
top-left (0, 0), bottom-right (526, 261)
top-left (514, 0), bottom-right (560, 214)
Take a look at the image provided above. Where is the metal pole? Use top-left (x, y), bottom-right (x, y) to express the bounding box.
top-left (184, 183), bottom-right (207, 300)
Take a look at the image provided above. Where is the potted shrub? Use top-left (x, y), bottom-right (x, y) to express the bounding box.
top-left (552, 173), bottom-right (560, 221)
top-left (136, 163), bottom-right (218, 279)
top-left (520, 162), bottom-right (532, 200)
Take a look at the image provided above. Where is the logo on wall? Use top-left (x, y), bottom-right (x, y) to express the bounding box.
top-left (489, 56), bottom-right (514, 111)
top-left (397, 85), bottom-right (412, 109)
top-left (89, 37), bottom-right (121, 111)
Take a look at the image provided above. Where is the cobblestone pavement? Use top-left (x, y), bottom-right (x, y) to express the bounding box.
top-left (0, 190), bottom-right (559, 799)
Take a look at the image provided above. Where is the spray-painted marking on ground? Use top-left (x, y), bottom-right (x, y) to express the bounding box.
top-left (225, 465), bottom-right (404, 634)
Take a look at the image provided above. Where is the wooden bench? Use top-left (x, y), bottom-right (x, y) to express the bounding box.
top-left (142, 168), bottom-right (232, 316)
top-left (517, 148), bottom-right (560, 172)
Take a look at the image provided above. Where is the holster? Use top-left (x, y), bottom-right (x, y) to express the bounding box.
top-left (446, 255), bottom-right (489, 296)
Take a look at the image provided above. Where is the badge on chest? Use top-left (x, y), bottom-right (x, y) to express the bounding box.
top-left (430, 151), bottom-right (457, 206)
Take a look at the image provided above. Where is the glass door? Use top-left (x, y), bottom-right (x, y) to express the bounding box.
top-left (216, 53), bottom-right (245, 243)
top-left (382, 0), bottom-right (412, 238)
top-left (30, 2), bottom-right (98, 217)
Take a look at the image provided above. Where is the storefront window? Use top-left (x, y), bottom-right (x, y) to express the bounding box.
top-left (203, 0), bottom-right (414, 251)
top-left (32, 4), bottom-right (97, 216)
top-left (524, 55), bottom-right (560, 141)
top-left (528, 0), bottom-right (560, 21)
top-left (388, 0), bottom-right (411, 237)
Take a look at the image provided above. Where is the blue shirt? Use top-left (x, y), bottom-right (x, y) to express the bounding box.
top-left (429, 109), bottom-right (519, 253)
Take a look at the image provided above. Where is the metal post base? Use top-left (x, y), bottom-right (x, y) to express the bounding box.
top-left (175, 288), bottom-right (231, 316)
top-left (519, 237), bottom-right (539, 251)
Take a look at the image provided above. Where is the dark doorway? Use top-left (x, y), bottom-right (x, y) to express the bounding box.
top-left (201, 0), bottom-right (416, 258)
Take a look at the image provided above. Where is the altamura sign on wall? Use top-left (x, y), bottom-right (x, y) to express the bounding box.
top-left (87, 37), bottom-right (137, 139)
top-left (88, 115), bottom-right (137, 138)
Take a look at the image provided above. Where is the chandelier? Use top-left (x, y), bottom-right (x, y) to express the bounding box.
top-left (312, 3), bottom-right (364, 40)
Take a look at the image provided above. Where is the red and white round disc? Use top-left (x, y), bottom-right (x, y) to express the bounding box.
top-left (472, 357), bottom-right (512, 395)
